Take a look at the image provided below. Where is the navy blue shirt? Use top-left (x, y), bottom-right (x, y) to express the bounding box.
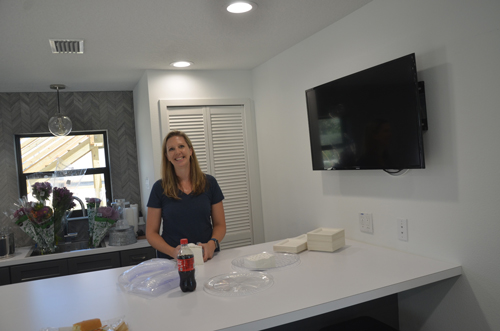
top-left (147, 174), bottom-right (224, 258)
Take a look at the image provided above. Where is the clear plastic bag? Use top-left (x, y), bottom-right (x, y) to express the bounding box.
top-left (118, 258), bottom-right (179, 297)
top-left (53, 157), bottom-right (87, 190)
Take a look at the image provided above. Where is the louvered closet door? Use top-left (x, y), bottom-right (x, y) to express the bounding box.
top-left (165, 105), bottom-right (253, 249)
top-left (166, 107), bottom-right (210, 173)
top-left (207, 106), bottom-right (253, 249)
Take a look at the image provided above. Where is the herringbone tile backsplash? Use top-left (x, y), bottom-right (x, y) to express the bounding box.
top-left (0, 91), bottom-right (141, 247)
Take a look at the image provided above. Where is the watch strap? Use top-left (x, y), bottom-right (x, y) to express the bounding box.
top-left (210, 238), bottom-right (219, 250)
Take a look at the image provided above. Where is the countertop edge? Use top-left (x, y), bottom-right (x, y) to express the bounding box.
top-left (0, 239), bottom-right (152, 267)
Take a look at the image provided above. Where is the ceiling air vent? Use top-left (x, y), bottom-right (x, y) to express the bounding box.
top-left (49, 39), bottom-right (84, 54)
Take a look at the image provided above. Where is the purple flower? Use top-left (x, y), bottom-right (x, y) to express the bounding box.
top-left (97, 206), bottom-right (120, 220)
top-left (13, 208), bottom-right (26, 218)
top-left (31, 182), bottom-right (52, 202)
top-left (12, 207), bottom-right (29, 225)
top-left (52, 187), bottom-right (76, 211)
top-left (86, 197), bottom-right (101, 209)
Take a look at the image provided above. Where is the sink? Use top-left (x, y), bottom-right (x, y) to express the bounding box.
top-left (27, 240), bottom-right (106, 257)
top-left (27, 215), bottom-right (108, 257)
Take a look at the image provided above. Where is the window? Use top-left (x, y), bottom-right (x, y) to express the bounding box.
top-left (14, 131), bottom-right (112, 215)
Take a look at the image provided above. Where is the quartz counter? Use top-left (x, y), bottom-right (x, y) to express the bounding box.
top-left (0, 239), bottom-right (461, 331)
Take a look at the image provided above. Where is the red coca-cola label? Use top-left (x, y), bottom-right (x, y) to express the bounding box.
top-left (177, 257), bottom-right (194, 272)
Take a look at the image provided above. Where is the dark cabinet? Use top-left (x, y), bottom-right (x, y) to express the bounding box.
top-left (2, 245), bottom-right (155, 285)
top-left (68, 252), bottom-right (120, 274)
top-left (0, 267), bottom-right (10, 285)
top-left (120, 247), bottom-right (156, 266)
top-left (10, 259), bottom-right (68, 283)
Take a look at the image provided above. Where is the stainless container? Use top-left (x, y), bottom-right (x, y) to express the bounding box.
top-left (0, 232), bottom-right (15, 257)
top-left (108, 225), bottom-right (137, 246)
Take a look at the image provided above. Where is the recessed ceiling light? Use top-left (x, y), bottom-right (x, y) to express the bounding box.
top-left (227, 1), bottom-right (254, 14)
top-left (170, 61), bottom-right (193, 68)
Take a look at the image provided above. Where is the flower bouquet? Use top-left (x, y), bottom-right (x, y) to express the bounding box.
top-left (6, 182), bottom-right (55, 252)
top-left (4, 182), bottom-right (76, 253)
top-left (52, 187), bottom-right (76, 244)
top-left (86, 198), bottom-right (101, 245)
top-left (87, 200), bottom-right (120, 248)
top-left (8, 197), bottom-right (53, 252)
top-left (32, 181), bottom-right (52, 203)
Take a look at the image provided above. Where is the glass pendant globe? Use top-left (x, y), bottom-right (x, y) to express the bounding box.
top-left (48, 114), bottom-right (72, 136)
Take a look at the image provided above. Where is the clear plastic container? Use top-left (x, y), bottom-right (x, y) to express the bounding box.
top-left (117, 258), bottom-right (179, 297)
top-left (204, 271), bottom-right (274, 297)
top-left (231, 252), bottom-right (300, 271)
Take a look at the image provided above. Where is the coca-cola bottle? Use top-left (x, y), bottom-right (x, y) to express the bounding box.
top-left (177, 238), bottom-right (196, 292)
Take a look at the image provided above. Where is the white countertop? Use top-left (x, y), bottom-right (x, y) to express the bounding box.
top-left (0, 239), bottom-right (152, 267)
top-left (0, 239), bottom-right (462, 331)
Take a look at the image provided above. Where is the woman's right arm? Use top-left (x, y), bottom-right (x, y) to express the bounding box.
top-left (146, 207), bottom-right (179, 259)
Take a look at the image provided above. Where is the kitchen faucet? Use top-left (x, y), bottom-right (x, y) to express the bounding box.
top-left (68, 196), bottom-right (87, 218)
top-left (64, 196), bottom-right (87, 238)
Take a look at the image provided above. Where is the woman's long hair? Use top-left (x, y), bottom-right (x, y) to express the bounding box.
top-left (161, 130), bottom-right (206, 199)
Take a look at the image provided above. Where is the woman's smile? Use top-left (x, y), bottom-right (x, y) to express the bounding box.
top-left (166, 136), bottom-right (192, 168)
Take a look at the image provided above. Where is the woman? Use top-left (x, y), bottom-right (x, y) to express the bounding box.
top-left (146, 130), bottom-right (226, 261)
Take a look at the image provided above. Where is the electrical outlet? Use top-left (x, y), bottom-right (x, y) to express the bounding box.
top-left (398, 218), bottom-right (408, 241)
top-left (359, 213), bottom-right (373, 234)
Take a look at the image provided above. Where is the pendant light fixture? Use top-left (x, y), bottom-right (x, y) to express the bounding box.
top-left (48, 84), bottom-right (72, 136)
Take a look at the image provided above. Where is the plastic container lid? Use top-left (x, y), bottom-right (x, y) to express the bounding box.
top-left (180, 238), bottom-right (188, 245)
top-left (204, 272), bottom-right (274, 297)
top-left (231, 252), bottom-right (300, 271)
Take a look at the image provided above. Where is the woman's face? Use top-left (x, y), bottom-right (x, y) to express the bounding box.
top-left (166, 135), bottom-right (192, 169)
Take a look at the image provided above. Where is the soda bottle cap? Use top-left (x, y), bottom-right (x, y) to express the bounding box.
top-left (180, 238), bottom-right (188, 245)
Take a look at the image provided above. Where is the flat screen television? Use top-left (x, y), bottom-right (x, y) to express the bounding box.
top-left (305, 53), bottom-right (427, 171)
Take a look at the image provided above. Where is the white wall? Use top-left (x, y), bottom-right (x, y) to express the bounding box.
top-left (133, 70), bottom-right (253, 220)
top-left (133, 71), bottom-right (153, 216)
top-left (252, 0), bottom-right (500, 330)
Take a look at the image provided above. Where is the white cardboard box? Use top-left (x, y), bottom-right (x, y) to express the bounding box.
top-left (306, 228), bottom-right (345, 252)
top-left (273, 234), bottom-right (308, 253)
top-left (187, 243), bottom-right (204, 265)
top-left (307, 239), bottom-right (345, 252)
top-left (307, 228), bottom-right (344, 242)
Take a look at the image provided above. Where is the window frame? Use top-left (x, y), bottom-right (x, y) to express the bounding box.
top-left (14, 130), bottom-right (113, 216)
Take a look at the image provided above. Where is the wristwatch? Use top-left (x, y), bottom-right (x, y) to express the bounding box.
top-left (210, 238), bottom-right (219, 250)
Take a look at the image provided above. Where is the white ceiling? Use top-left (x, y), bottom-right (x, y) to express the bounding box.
top-left (0, 0), bottom-right (371, 93)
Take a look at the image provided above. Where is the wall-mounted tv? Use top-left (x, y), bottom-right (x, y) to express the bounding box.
top-left (305, 53), bottom-right (427, 171)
